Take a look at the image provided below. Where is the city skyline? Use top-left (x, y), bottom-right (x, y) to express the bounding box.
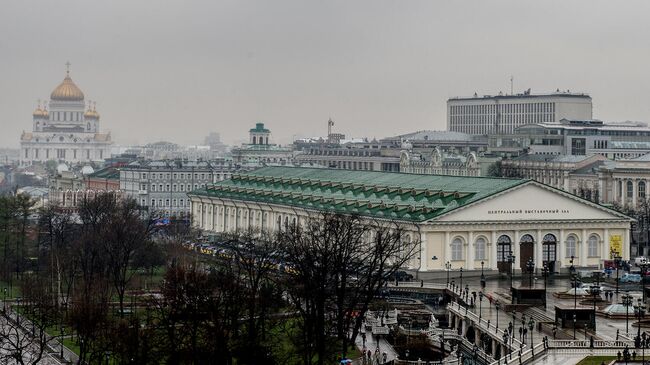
top-left (2, 0), bottom-right (650, 148)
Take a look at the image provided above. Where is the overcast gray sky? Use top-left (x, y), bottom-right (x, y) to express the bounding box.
top-left (2, 0), bottom-right (650, 148)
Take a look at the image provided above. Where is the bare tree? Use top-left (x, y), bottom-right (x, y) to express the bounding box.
top-left (103, 199), bottom-right (154, 317)
top-left (278, 213), bottom-right (419, 364)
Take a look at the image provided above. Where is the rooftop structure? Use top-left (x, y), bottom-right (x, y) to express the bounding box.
top-left (489, 119), bottom-right (650, 158)
top-left (448, 91), bottom-right (592, 135)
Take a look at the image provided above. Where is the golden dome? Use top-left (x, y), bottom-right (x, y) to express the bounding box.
top-left (50, 73), bottom-right (84, 101)
top-left (84, 102), bottom-right (99, 119)
top-left (32, 107), bottom-right (43, 117)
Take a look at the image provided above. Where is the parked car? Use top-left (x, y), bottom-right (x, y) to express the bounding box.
top-left (635, 256), bottom-right (648, 266)
top-left (620, 273), bottom-right (642, 283)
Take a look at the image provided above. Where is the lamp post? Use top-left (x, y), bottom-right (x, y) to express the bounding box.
top-left (460, 267), bottom-right (464, 292)
top-left (590, 285), bottom-right (600, 331)
top-left (509, 251), bottom-right (515, 289)
top-left (572, 313), bottom-right (577, 340)
top-left (570, 255), bottom-right (577, 312)
top-left (2, 288), bottom-right (5, 313)
top-left (526, 259), bottom-right (534, 288)
top-left (642, 332), bottom-right (647, 364)
top-left (623, 292), bottom-right (633, 335)
top-left (495, 300), bottom-right (501, 330)
top-left (636, 299), bottom-right (645, 348)
top-left (511, 310), bottom-right (516, 337)
top-left (615, 255), bottom-right (622, 294)
top-left (542, 264), bottom-right (549, 308)
top-left (641, 262), bottom-right (649, 304)
top-left (481, 260), bottom-right (486, 289)
top-left (479, 292), bottom-right (484, 322)
top-left (445, 261), bottom-right (452, 288)
top-left (528, 318), bottom-right (535, 353)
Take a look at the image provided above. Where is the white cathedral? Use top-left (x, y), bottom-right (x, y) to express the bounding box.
top-left (20, 67), bottom-right (112, 166)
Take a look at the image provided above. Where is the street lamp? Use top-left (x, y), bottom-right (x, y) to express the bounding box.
top-left (641, 262), bottom-right (649, 304)
top-left (642, 332), bottom-right (647, 364)
top-left (590, 285), bottom-right (600, 331)
top-left (495, 300), bottom-right (501, 330)
top-left (570, 255), bottom-right (577, 312)
top-left (2, 288), bottom-right (5, 312)
top-left (478, 291), bottom-right (484, 322)
top-left (509, 251), bottom-right (515, 289)
top-left (572, 313), bottom-right (577, 340)
top-left (623, 292), bottom-right (633, 335)
top-left (528, 318), bottom-right (535, 353)
top-left (615, 255), bottom-right (622, 294)
top-left (636, 299), bottom-right (645, 348)
top-left (481, 261), bottom-right (486, 288)
top-left (526, 259), bottom-right (535, 288)
top-left (460, 267), bottom-right (464, 292)
top-left (542, 264), bottom-right (549, 308)
top-left (445, 261), bottom-right (452, 288)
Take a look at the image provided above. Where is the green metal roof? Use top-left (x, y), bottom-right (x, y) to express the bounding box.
top-left (249, 122), bottom-right (270, 133)
top-left (88, 167), bottom-right (120, 180)
top-left (189, 167), bottom-right (528, 222)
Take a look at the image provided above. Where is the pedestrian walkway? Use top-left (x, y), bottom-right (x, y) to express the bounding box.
top-left (354, 327), bottom-right (399, 364)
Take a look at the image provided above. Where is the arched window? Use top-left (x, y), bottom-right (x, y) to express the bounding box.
top-left (520, 234), bottom-right (534, 244)
top-left (252, 136), bottom-right (256, 144)
top-left (566, 235), bottom-right (577, 258)
top-left (588, 235), bottom-right (599, 257)
top-left (497, 235), bottom-right (512, 262)
top-left (640, 182), bottom-right (646, 199)
top-left (627, 181), bottom-right (634, 198)
top-left (451, 237), bottom-right (463, 261)
top-left (475, 237), bottom-right (486, 260)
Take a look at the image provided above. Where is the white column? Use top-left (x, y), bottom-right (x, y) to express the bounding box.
top-left (633, 180), bottom-right (638, 208)
top-left (467, 231), bottom-right (474, 269)
top-left (536, 229), bottom-right (543, 268)
top-left (491, 231), bottom-right (498, 270)
top-left (513, 230), bottom-right (520, 272)
top-left (444, 231), bottom-right (451, 264)
top-left (581, 229), bottom-right (588, 266)
top-left (420, 232), bottom-right (428, 271)
top-left (604, 228), bottom-right (610, 259)
top-left (556, 229), bottom-right (566, 266)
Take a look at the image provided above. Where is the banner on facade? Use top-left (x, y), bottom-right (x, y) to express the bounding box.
top-left (610, 235), bottom-right (622, 258)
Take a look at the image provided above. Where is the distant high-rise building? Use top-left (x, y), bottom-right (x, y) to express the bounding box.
top-left (19, 65), bottom-right (112, 166)
top-left (447, 90), bottom-right (592, 135)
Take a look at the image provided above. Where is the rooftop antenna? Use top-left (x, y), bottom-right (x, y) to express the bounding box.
top-left (510, 75), bottom-right (514, 95)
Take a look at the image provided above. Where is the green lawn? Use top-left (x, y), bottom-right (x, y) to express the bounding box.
top-left (576, 356), bottom-right (616, 365)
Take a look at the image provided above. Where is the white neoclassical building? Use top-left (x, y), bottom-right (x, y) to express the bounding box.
top-left (19, 67), bottom-right (112, 166)
top-left (189, 167), bottom-right (632, 274)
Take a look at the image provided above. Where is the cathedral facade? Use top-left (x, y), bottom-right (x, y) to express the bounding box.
top-left (19, 68), bottom-right (112, 166)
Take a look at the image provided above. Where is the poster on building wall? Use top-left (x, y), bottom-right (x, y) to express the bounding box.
top-left (610, 235), bottom-right (622, 258)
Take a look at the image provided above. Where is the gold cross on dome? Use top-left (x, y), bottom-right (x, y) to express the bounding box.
top-left (65, 61), bottom-right (71, 75)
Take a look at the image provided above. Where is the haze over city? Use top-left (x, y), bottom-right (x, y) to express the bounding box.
top-left (2, 0), bottom-right (650, 148)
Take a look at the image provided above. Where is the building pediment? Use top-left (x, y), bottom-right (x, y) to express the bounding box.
top-left (435, 182), bottom-right (631, 223)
